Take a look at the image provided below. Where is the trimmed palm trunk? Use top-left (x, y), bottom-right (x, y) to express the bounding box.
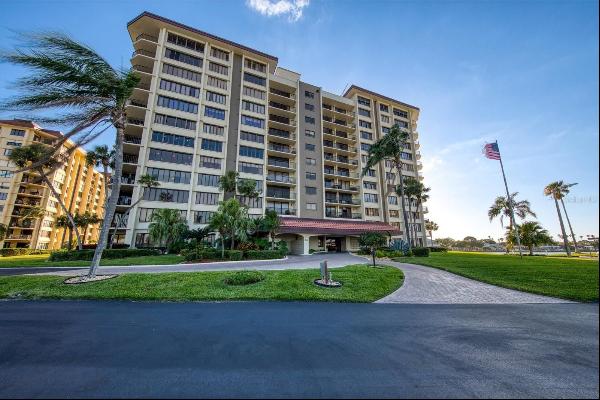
top-left (553, 197), bottom-right (571, 257)
top-left (88, 123), bottom-right (124, 277)
top-left (560, 197), bottom-right (578, 252)
top-left (395, 158), bottom-right (412, 247)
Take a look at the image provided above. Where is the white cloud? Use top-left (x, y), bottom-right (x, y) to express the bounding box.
top-left (246, 0), bottom-right (309, 22)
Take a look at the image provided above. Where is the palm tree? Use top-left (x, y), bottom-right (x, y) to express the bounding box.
top-left (488, 192), bottom-right (536, 229)
top-left (219, 171), bottom-right (239, 199)
top-left (85, 145), bottom-right (113, 200)
top-left (544, 181), bottom-right (572, 256)
top-left (53, 215), bottom-right (73, 250)
top-left (9, 144), bottom-right (83, 250)
top-left (425, 219), bottom-right (439, 244)
top-left (507, 221), bottom-right (554, 256)
top-left (108, 174), bottom-right (159, 248)
top-left (238, 178), bottom-right (261, 199)
top-left (1, 33), bottom-right (140, 278)
top-left (0, 223), bottom-right (7, 242)
top-left (363, 124), bottom-right (412, 246)
top-left (261, 209), bottom-right (280, 250)
top-left (75, 212), bottom-right (102, 246)
top-left (209, 211), bottom-right (228, 259)
top-left (555, 181), bottom-right (578, 252)
top-left (148, 209), bottom-right (188, 252)
top-left (402, 177), bottom-right (430, 246)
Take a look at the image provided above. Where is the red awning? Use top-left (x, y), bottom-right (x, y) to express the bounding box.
top-left (278, 217), bottom-right (401, 236)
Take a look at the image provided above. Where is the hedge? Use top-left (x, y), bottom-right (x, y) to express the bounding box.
top-left (428, 246), bottom-right (448, 253)
top-left (0, 248), bottom-right (52, 257)
top-left (182, 248), bottom-right (285, 262)
top-left (245, 250), bottom-right (285, 260)
top-left (48, 248), bottom-right (161, 262)
top-left (412, 247), bottom-right (430, 257)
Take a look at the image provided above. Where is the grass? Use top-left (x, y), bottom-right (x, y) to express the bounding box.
top-left (393, 251), bottom-right (599, 302)
top-left (0, 264), bottom-right (403, 303)
top-left (0, 254), bottom-right (184, 268)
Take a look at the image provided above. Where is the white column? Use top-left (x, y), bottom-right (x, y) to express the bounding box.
top-left (301, 234), bottom-right (311, 255)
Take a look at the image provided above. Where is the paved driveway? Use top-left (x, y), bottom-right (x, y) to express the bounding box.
top-left (0, 300), bottom-right (597, 398)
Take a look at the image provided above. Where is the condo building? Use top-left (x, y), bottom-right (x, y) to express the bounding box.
top-left (119, 12), bottom-right (427, 254)
top-left (0, 120), bottom-right (106, 250)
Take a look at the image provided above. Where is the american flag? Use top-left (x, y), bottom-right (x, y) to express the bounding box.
top-left (483, 142), bottom-right (501, 160)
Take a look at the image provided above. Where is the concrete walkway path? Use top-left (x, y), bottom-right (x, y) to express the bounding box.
top-left (377, 260), bottom-right (572, 304)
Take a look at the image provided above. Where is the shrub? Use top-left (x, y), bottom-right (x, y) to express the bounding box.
top-left (167, 241), bottom-right (186, 254)
top-left (48, 248), bottom-right (160, 262)
top-left (252, 237), bottom-right (270, 250)
top-left (412, 247), bottom-right (430, 257)
top-left (238, 242), bottom-right (259, 251)
top-left (81, 243), bottom-right (130, 250)
top-left (375, 249), bottom-right (386, 258)
top-left (228, 250), bottom-right (243, 261)
top-left (0, 248), bottom-right (52, 257)
top-left (245, 250), bottom-right (285, 260)
top-left (276, 240), bottom-right (288, 254)
top-left (429, 246), bottom-right (448, 253)
top-left (404, 250), bottom-right (413, 257)
top-left (223, 270), bottom-right (265, 286)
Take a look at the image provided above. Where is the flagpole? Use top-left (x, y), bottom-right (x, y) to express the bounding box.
top-left (496, 141), bottom-right (523, 258)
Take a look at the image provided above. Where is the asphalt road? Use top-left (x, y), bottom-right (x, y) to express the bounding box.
top-left (0, 301), bottom-right (597, 398)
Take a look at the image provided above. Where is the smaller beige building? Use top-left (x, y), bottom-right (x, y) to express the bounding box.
top-left (0, 119), bottom-right (106, 250)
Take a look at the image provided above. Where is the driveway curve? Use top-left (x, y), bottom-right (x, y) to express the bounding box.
top-left (377, 260), bottom-right (572, 304)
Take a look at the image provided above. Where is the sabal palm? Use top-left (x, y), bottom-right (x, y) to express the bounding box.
top-left (551, 180), bottom-right (578, 252)
top-left (85, 145), bottom-right (113, 200)
top-left (424, 219), bottom-right (439, 243)
top-left (9, 144), bottom-right (83, 250)
top-left (238, 178), bottom-right (261, 199)
top-left (53, 214), bottom-right (74, 250)
top-left (148, 209), bottom-right (188, 251)
top-left (544, 181), bottom-right (572, 256)
top-left (74, 211), bottom-right (102, 246)
top-left (209, 211), bottom-right (228, 259)
top-left (488, 192), bottom-right (536, 230)
top-left (363, 124), bottom-right (412, 245)
top-left (261, 209), bottom-right (280, 250)
top-left (507, 221), bottom-right (554, 256)
top-left (1, 33), bottom-right (140, 277)
top-left (219, 171), bottom-right (239, 199)
top-left (401, 177), bottom-right (430, 246)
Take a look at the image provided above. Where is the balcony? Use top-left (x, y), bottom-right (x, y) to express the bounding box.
top-left (117, 196), bottom-right (132, 206)
top-left (134, 33), bottom-right (158, 43)
top-left (265, 191), bottom-right (296, 200)
top-left (323, 169), bottom-right (360, 179)
top-left (267, 159), bottom-right (295, 170)
top-left (266, 175), bottom-right (296, 185)
top-left (17, 189), bottom-right (43, 197)
top-left (268, 143), bottom-right (296, 155)
top-left (131, 49), bottom-right (155, 59)
top-left (128, 99), bottom-right (148, 109)
top-left (322, 128), bottom-right (357, 143)
top-left (32, 137), bottom-right (55, 145)
top-left (324, 183), bottom-right (359, 192)
top-left (5, 234), bottom-right (33, 240)
top-left (121, 175), bottom-right (137, 185)
top-left (14, 199), bottom-right (41, 207)
top-left (123, 154), bottom-right (139, 164)
top-left (269, 114), bottom-right (296, 128)
top-left (267, 208), bottom-right (297, 216)
top-left (132, 64), bottom-right (153, 75)
top-left (267, 128), bottom-right (296, 144)
top-left (325, 196), bottom-right (361, 206)
top-left (325, 212), bottom-right (362, 219)
top-left (323, 154), bottom-right (359, 167)
top-left (126, 118), bottom-right (145, 127)
top-left (124, 135), bottom-right (142, 145)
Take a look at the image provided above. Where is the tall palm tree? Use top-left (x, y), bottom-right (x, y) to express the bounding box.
top-left (363, 124), bottom-right (412, 246)
top-left (544, 181), bottom-right (572, 256)
top-left (1, 33), bottom-right (140, 278)
top-left (219, 171), bottom-right (239, 199)
top-left (507, 221), bottom-right (554, 256)
top-left (425, 219), bottom-right (439, 244)
top-left (261, 209), bottom-right (280, 250)
top-left (488, 192), bottom-right (536, 230)
top-left (556, 181), bottom-right (579, 252)
top-left (108, 174), bottom-right (159, 248)
top-left (85, 145), bottom-right (113, 200)
top-left (75, 212), bottom-right (102, 246)
top-left (9, 144), bottom-right (83, 250)
top-left (402, 177), bottom-right (430, 246)
top-left (238, 178), bottom-right (261, 199)
top-left (148, 209), bottom-right (188, 252)
top-left (53, 215), bottom-right (73, 250)
top-left (209, 211), bottom-right (228, 259)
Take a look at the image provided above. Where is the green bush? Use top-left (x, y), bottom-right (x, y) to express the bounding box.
top-left (404, 250), bottom-right (414, 257)
top-left (223, 270), bottom-right (265, 286)
top-left (238, 242), bottom-right (259, 251)
top-left (167, 241), bottom-right (186, 254)
top-left (253, 237), bottom-right (270, 250)
top-left (245, 250), bottom-right (285, 260)
top-left (0, 248), bottom-right (52, 257)
top-left (429, 246), bottom-right (448, 253)
top-left (48, 248), bottom-right (160, 262)
top-left (412, 247), bottom-right (430, 257)
top-left (228, 250), bottom-right (243, 261)
top-left (375, 249), bottom-right (386, 258)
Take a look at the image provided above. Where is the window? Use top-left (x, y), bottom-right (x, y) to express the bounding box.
top-left (201, 139), bottom-right (223, 152)
top-left (167, 32), bottom-right (204, 53)
top-left (154, 113), bottom-right (196, 130)
top-left (365, 208), bottom-right (379, 217)
top-left (382, 127), bottom-right (390, 134)
top-left (244, 72), bottom-right (266, 86)
top-left (241, 115), bottom-right (265, 129)
top-left (208, 62), bottom-right (228, 75)
top-left (358, 96), bottom-right (370, 106)
top-left (305, 158), bottom-right (316, 166)
top-left (245, 58), bottom-right (266, 73)
top-left (305, 129), bottom-right (315, 137)
top-left (164, 48), bottom-right (202, 67)
top-left (149, 148), bottom-right (193, 165)
top-left (151, 131), bottom-right (194, 147)
top-left (361, 143), bottom-right (371, 152)
top-left (210, 47), bottom-right (229, 61)
top-left (242, 100), bottom-right (265, 114)
top-left (147, 167), bottom-right (191, 184)
top-left (380, 104), bottom-right (389, 113)
top-left (3, 149), bottom-right (12, 156)
top-left (305, 186), bottom-right (317, 195)
top-left (388, 196), bottom-right (398, 205)
top-left (206, 75), bottom-right (228, 90)
top-left (393, 108), bottom-right (409, 118)
top-left (360, 131), bottom-right (372, 140)
top-left (139, 208), bottom-right (187, 223)
top-left (204, 106), bottom-right (226, 120)
top-left (199, 156), bottom-right (222, 169)
top-left (203, 123), bottom-right (224, 136)
top-left (305, 103), bottom-right (314, 111)
top-left (195, 192), bottom-right (219, 205)
top-left (359, 120), bottom-right (372, 129)
top-left (364, 193), bottom-right (378, 203)
top-left (305, 116), bottom-right (315, 124)
top-left (366, 168), bottom-right (376, 177)
top-left (238, 195), bottom-right (262, 209)
top-left (156, 95), bottom-right (198, 114)
top-left (306, 203), bottom-right (317, 210)
top-left (162, 63), bottom-right (201, 82)
top-left (358, 108), bottom-right (371, 117)
top-left (239, 161), bottom-right (263, 175)
top-left (197, 173), bottom-right (220, 187)
top-left (10, 129), bottom-right (25, 137)
top-left (205, 91), bottom-right (226, 105)
top-left (401, 152), bottom-right (413, 160)
top-left (363, 181), bottom-right (377, 190)
top-left (6, 141), bottom-right (22, 147)
top-left (389, 210), bottom-right (399, 218)
top-left (143, 187), bottom-right (189, 203)
top-left (386, 172), bottom-right (396, 182)
top-left (305, 90), bottom-right (314, 99)
top-left (0, 192), bottom-right (7, 200)
top-left (395, 119), bottom-right (409, 128)
top-left (194, 210), bottom-right (216, 224)
top-left (243, 86), bottom-right (266, 100)
top-left (305, 172), bottom-right (316, 180)
top-left (236, 131), bottom-right (264, 145)
top-left (239, 145), bottom-right (264, 159)
top-left (159, 79), bottom-right (200, 98)
top-left (305, 143), bottom-right (315, 152)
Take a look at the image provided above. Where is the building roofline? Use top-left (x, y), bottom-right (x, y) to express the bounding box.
top-left (343, 85), bottom-right (420, 111)
top-left (127, 11), bottom-right (279, 63)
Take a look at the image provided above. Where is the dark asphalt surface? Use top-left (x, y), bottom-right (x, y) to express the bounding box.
top-left (0, 267), bottom-right (83, 276)
top-left (0, 301), bottom-right (598, 399)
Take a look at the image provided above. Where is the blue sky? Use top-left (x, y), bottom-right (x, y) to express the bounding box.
top-left (1, 0), bottom-right (598, 241)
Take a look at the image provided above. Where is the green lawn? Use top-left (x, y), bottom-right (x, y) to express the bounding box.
top-left (0, 264), bottom-right (403, 303)
top-left (0, 254), bottom-right (184, 268)
top-left (393, 251), bottom-right (599, 302)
